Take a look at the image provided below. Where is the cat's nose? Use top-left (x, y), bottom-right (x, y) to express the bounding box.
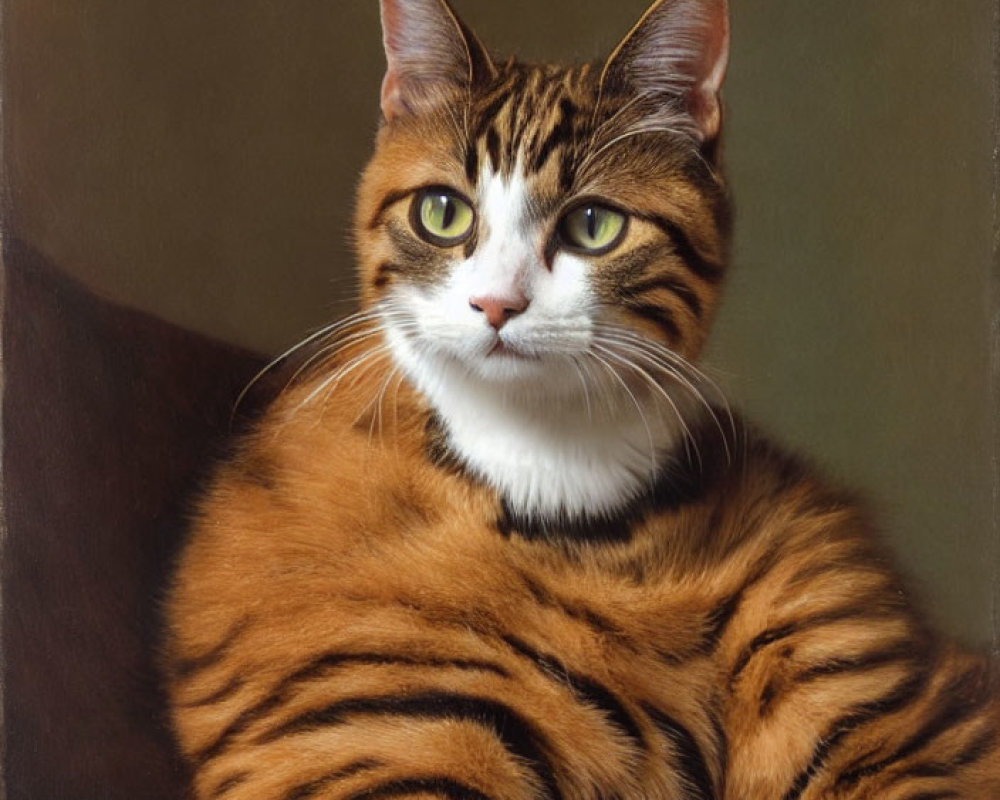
top-left (469, 292), bottom-right (530, 330)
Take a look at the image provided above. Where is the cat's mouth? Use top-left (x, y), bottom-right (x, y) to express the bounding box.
top-left (486, 339), bottom-right (537, 360)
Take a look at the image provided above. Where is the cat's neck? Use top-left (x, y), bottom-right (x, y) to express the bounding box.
top-left (387, 328), bottom-right (696, 521)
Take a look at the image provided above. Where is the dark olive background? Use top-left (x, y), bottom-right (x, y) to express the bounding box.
top-left (5, 1), bottom-right (997, 646)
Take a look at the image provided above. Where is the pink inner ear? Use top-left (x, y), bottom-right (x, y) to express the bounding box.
top-left (379, 0), bottom-right (406, 60)
top-left (380, 70), bottom-right (409, 122)
top-left (379, 0), bottom-right (408, 120)
top-left (682, 0), bottom-right (730, 141)
top-left (688, 88), bottom-right (722, 142)
top-left (695, 1), bottom-right (730, 94)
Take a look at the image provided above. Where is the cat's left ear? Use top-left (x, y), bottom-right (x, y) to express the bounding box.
top-left (379, 0), bottom-right (495, 122)
top-left (602, 0), bottom-right (730, 143)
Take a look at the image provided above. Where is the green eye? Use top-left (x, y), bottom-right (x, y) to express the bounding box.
top-left (411, 188), bottom-right (475, 246)
top-left (559, 204), bottom-right (628, 254)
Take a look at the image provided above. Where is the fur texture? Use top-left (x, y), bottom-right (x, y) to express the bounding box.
top-left (164, 1), bottom-right (1000, 798)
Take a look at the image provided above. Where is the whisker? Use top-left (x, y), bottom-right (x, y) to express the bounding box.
top-left (229, 312), bottom-right (378, 428)
top-left (592, 329), bottom-right (733, 463)
top-left (587, 92), bottom-right (648, 154)
top-left (280, 326), bottom-right (385, 395)
top-left (584, 124), bottom-right (692, 168)
top-left (586, 350), bottom-right (658, 482)
top-left (293, 343), bottom-right (394, 416)
top-left (368, 363), bottom-right (401, 446)
top-left (592, 322), bottom-right (736, 442)
top-left (278, 308), bottom-right (418, 401)
top-left (566, 355), bottom-right (593, 422)
top-left (591, 343), bottom-right (702, 472)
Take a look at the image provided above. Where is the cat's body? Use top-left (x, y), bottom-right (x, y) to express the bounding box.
top-left (164, 1), bottom-right (1000, 798)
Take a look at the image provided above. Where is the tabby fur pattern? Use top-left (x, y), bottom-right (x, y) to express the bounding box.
top-left (164, 1), bottom-right (1000, 798)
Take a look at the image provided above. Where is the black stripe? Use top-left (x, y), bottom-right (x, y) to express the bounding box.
top-left (602, 241), bottom-right (669, 286)
top-left (691, 542), bottom-right (786, 660)
top-left (501, 634), bottom-right (646, 754)
top-left (518, 575), bottom-right (624, 638)
top-left (472, 89), bottom-right (513, 143)
top-left (953, 723), bottom-right (997, 766)
top-left (702, 592), bottom-right (742, 650)
top-left (902, 762), bottom-right (953, 779)
top-left (758, 640), bottom-right (914, 719)
top-left (464, 143), bottom-right (479, 183)
top-left (730, 601), bottom-right (902, 682)
top-left (368, 188), bottom-right (414, 230)
top-left (181, 676), bottom-right (244, 708)
top-left (731, 620), bottom-right (799, 678)
top-left (625, 275), bottom-right (702, 319)
top-left (708, 702), bottom-right (729, 790)
top-left (759, 679), bottom-right (786, 718)
top-left (794, 641), bottom-right (915, 685)
top-left (530, 98), bottom-right (577, 174)
top-left (211, 772), bottom-right (250, 798)
top-left (463, 231), bottom-right (478, 259)
top-left (496, 497), bottom-right (635, 544)
top-left (373, 262), bottom-right (403, 289)
top-left (473, 71), bottom-right (525, 142)
top-left (284, 759), bottom-right (382, 800)
top-left (515, 573), bottom-right (644, 661)
top-left (294, 651), bottom-right (510, 682)
top-left (258, 691), bottom-right (562, 800)
top-left (485, 126), bottom-right (502, 172)
top-left (567, 605), bottom-right (627, 639)
top-left (193, 651), bottom-right (509, 765)
top-left (641, 703), bottom-right (717, 800)
top-left (174, 618), bottom-right (251, 680)
top-left (834, 665), bottom-right (988, 790)
top-left (346, 777), bottom-right (495, 800)
top-left (622, 300), bottom-right (681, 341)
top-left (558, 149), bottom-right (575, 193)
top-left (648, 215), bottom-right (723, 284)
top-left (781, 669), bottom-right (930, 800)
top-left (424, 412), bottom-right (481, 483)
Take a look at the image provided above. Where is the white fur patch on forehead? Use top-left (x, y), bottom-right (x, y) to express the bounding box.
top-left (479, 164), bottom-right (530, 232)
top-left (470, 164), bottom-right (538, 294)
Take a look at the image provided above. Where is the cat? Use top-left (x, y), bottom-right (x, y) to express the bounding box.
top-left (163, 0), bottom-right (1000, 797)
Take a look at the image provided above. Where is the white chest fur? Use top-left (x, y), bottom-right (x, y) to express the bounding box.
top-left (388, 326), bottom-right (692, 520)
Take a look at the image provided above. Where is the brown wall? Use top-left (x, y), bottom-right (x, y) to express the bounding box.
top-left (5, 0), bottom-right (997, 646)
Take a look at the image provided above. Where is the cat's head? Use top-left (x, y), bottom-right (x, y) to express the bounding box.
top-left (355, 0), bottom-right (730, 404)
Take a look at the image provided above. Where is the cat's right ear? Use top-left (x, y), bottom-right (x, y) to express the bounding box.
top-left (379, 0), bottom-right (494, 122)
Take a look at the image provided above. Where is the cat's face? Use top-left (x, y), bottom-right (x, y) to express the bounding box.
top-left (356, 0), bottom-right (730, 403)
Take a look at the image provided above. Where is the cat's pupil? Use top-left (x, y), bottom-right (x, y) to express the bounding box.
top-left (440, 195), bottom-right (456, 230)
top-left (585, 207), bottom-right (598, 240)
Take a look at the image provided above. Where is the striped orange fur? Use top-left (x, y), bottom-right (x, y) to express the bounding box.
top-left (164, 1), bottom-right (1000, 798)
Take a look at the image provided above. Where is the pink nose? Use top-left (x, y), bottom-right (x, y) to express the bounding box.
top-left (469, 292), bottom-right (530, 330)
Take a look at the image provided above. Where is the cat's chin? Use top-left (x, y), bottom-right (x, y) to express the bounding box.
top-left (413, 345), bottom-right (582, 401)
top-left (485, 340), bottom-right (539, 361)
